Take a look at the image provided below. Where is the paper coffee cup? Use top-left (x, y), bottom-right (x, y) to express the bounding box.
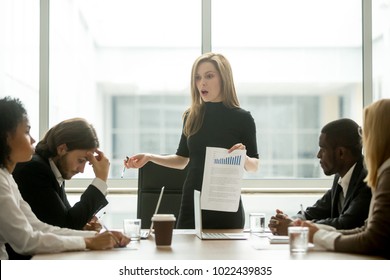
top-left (151, 214), bottom-right (176, 246)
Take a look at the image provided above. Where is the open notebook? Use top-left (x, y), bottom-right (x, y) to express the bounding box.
top-left (194, 190), bottom-right (248, 240)
top-left (140, 186), bottom-right (165, 239)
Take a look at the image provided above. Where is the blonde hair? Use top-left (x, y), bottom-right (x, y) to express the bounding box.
top-left (363, 99), bottom-right (390, 189)
top-left (183, 53), bottom-right (240, 137)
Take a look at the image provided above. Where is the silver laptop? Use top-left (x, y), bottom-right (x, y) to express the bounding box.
top-left (140, 186), bottom-right (165, 239)
top-left (194, 190), bottom-right (248, 240)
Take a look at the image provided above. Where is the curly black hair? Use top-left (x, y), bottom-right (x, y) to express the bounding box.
top-left (0, 96), bottom-right (27, 168)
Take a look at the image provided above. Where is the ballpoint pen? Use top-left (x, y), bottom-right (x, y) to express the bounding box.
top-left (121, 156), bottom-right (130, 178)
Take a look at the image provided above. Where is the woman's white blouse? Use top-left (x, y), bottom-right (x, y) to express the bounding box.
top-left (0, 168), bottom-right (95, 260)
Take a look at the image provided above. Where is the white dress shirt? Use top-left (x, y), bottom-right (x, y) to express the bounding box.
top-left (0, 168), bottom-right (96, 260)
top-left (338, 162), bottom-right (356, 199)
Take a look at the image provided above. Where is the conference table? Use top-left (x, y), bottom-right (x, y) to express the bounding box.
top-left (32, 230), bottom-right (383, 260)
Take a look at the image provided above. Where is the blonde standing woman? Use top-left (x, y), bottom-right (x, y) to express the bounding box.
top-left (124, 53), bottom-right (259, 229)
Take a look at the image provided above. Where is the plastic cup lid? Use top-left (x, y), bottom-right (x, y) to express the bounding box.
top-left (151, 214), bottom-right (176, 222)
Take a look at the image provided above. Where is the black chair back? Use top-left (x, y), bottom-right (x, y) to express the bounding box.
top-left (137, 161), bottom-right (188, 228)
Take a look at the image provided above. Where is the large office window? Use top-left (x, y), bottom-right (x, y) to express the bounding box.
top-left (212, 0), bottom-right (363, 178)
top-left (50, 0), bottom-right (200, 178)
top-left (4, 0), bottom-right (378, 183)
top-left (0, 0), bottom-right (39, 137)
top-left (48, 0), bottom-right (364, 181)
top-left (373, 0), bottom-right (390, 100)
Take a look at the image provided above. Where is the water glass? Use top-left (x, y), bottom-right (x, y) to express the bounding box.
top-left (288, 226), bottom-right (309, 253)
top-left (123, 218), bottom-right (141, 241)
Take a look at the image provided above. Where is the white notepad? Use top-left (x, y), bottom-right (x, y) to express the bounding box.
top-left (268, 235), bottom-right (289, 244)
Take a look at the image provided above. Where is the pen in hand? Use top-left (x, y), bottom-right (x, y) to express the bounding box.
top-left (121, 156), bottom-right (130, 178)
top-left (98, 216), bottom-right (121, 246)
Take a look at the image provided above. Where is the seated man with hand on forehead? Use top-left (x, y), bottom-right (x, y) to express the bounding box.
top-left (269, 118), bottom-right (372, 235)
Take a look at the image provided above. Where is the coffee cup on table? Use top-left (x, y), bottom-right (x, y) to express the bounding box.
top-left (151, 214), bottom-right (176, 246)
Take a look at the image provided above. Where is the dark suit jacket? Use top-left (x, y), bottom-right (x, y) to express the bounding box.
top-left (304, 156), bottom-right (372, 229)
top-left (12, 154), bottom-right (108, 229)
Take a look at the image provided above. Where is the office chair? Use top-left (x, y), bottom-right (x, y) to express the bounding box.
top-left (137, 161), bottom-right (188, 229)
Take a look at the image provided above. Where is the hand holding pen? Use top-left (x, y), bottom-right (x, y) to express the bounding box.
top-left (83, 211), bottom-right (106, 232)
top-left (97, 215), bottom-right (129, 247)
top-left (121, 156), bottom-right (130, 178)
top-left (83, 215), bottom-right (102, 232)
top-left (123, 153), bottom-right (151, 169)
top-left (85, 231), bottom-right (130, 250)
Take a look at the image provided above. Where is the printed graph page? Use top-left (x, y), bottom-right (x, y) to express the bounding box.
top-left (201, 147), bottom-right (246, 212)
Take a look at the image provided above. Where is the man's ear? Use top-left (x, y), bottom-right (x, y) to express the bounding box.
top-left (337, 146), bottom-right (348, 159)
top-left (57, 143), bottom-right (68, 156)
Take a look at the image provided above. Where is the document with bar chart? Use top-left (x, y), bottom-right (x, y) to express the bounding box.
top-left (200, 147), bottom-right (246, 212)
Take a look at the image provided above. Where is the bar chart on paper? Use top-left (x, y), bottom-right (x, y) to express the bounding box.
top-left (202, 147), bottom-right (246, 212)
top-left (214, 155), bottom-right (242, 165)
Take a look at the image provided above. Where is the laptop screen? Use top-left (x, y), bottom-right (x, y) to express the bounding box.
top-left (149, 186), bottom-right (165, 230)
top-left (194, 190), bottom-right (203, 238)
